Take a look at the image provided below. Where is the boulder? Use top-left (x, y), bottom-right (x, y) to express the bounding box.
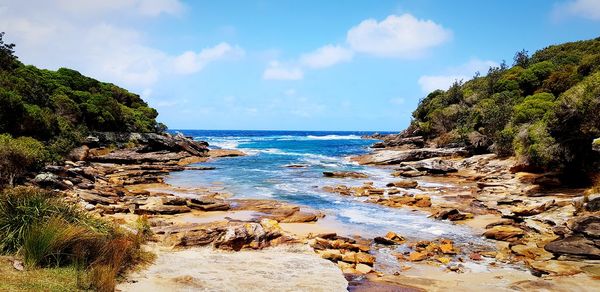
top-left (355, 263), bottom-right (373, 274)
top-left (323, 171), bottom-right (368, 179)
top-left (187, 198), bottom-right (231, 211)
top-left (433, 209), bottom-right (472, 221)
top-left (370, 135), bottom-right (425, 149)
top-left (408, 251), bottom-right (428, 261)
top-left (318, 249), bottom-right (343, 261)
top-left (374, 231), bottom-right (405, 245)
top-left (214, 222), bottom-right (280, 251)
top-left (544, 236), bottom-right (600, 259)
top-left (33, 173), bottom-right (71, 190)
top-left (483, 226), bottom-right (525, 241)
top-left (78, 191), bottom-right (117, 205)
top-left (528, 260), bottom-right (582, 276)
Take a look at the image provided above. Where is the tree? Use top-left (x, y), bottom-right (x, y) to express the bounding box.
top-left (0, 32), bottom-right (18, 70)
top-left (513, 49), bottom-right (529, 68)
top-left (0, 134), bottom-right (49, 186)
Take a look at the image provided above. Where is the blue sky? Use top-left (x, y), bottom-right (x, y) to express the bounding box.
top-left (1, 0), bottom-right (599, 131)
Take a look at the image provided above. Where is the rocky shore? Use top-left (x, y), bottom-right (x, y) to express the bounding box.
top-left (27, 131), bottom-right (600, 291)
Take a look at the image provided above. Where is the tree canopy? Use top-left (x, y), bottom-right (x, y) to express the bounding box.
top-left (408, 37), bottom-right (600, 173)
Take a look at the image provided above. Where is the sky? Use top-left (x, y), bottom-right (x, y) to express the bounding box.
top-left (0, 0), bottom-right (599, 131)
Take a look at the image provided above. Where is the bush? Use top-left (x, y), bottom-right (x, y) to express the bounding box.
top-left (512, 92), bottom-right (555, 124)
top-left (0, 134), bottom-right (49, 186)
top-left (0, 186), bottom-right (153, 291)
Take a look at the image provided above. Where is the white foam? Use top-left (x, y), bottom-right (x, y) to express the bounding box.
top-left (306, 134), bottom-right (361, 140)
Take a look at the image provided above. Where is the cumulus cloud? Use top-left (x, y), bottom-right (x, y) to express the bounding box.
top-left (553, 0), bottom-right (600, 21)
top-left (300, 44), bottom-right (354, 69)
top-left (0, 0), bottom-right (240, 88)
top-left (262, 61), bottom-right (304, 80)
top-left (418, 59), bottom-right (498, 92)
top-left (346, 14), bottom-right (452, 58)
top-left (172, 43), bottom-right (245, 74)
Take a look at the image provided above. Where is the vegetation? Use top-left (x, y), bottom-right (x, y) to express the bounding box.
top-left (0, 134), bottom-right (50, 186)
top-left (0, 187), bottom-right (153, 291)
top-left (408, 37), bottom-right (600, 174)
top-left (0, 32), bottom-right (164, 160)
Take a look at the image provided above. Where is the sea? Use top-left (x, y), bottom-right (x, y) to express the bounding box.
top-left (165, 130), bottom-right (486, 245)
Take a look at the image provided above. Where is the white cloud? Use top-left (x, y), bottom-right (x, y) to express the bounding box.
top-left (172, 43), bottom-right (244, 74)
top-left (418, 58), bottom-right (498, 92)
top-left (0, 0), bottom-right (240, 88)
top-left (300, 44), bottom-right (353, 69)
top-left (554, 0), bottom-right (600, 21)
top-left (262, 61), bottom-right (304, 80)
top-left (346, 14), bottom-right (452, 58)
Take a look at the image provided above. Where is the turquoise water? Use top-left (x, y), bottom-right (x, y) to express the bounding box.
top-left (166, 130), bottom-right (485, 243)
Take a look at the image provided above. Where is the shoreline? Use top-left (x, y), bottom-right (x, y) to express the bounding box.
top-left (29, 133), bottom-right (600, 291)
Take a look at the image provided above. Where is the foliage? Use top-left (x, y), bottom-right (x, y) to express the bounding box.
top-left (0, 32), bottom-right (163, 160)
top-left (409, 37), bottom-right (600, 172)
top-left (0, 186), bottom-right (153, 291)
top-left (0, 134), bottom-right (50, 186)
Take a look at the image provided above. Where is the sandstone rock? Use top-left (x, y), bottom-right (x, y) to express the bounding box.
top-left (528, 260), bottom-right (582, 276)
top-left (403, 158), bottom-right (458, 174)
top-left (137, 204), bottom-right (191, 215)
top-left (374, 231), bottom-right (405, 245)
top-left (585, 196), bottom-right (600, 212)
top-left (161, 196), bottom-right (187, 206)
top-left (78, 191), bottom-right (116, 205)
top-left (355, 252), bottom-right (376, 266)
top-left (439, 239), bottom-right (457, 254)
top-left (323, 171), bottom-right (368, 179)
top-left (385, 180), bottom-right (418, 188)
top-left (187, 198), bottom-right (231, 211)
top-left (572, 215), bottom-right (600, 238)
top-left (483, 226), bottom-right (525, 241)
top-left (319, 249), bottom-right (342, 261)
top-left (370, 135), bottom-right (424, 149)
top-left (512, 200), bottom-right (555, 216)
top-left (433, 209), bottom-right (472, 221)
top-left (391, 170), bottom-right (426, 177)
top-left (352, 148), bottom-right (468, 165)
top-left (408, 251), bottom-right (428, 261)
top-left (511, 243), bottom-right (554, 260)
top-left (355, 263), bottom-right (373, 274)
top-left (544, 236), bottom-right (600, 259)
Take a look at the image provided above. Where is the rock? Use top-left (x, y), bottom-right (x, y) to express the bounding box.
top-left (414, 195), bottom-right (432, 207)
top-left (511, 243), bottom-right (554, 260)
top-left (355, 252), bottom-right (376, 266)
top-left (319, 249), bottom-right (343, 261)
top-left (352, 148), bottom-right (468, 165)
top-left (137, 204), bottom-right (191, 215)
top-left (439, 239), bottom-right (456, 254)
top-left (544, 236), bottom-right (600, 259)
top-left (408, 251), bottom-right (428, 261)
top-left (284, 164), bottom-right (308, 168)
top-left (374, 232), bottom-right (405, 245)
top-left (323, 171), bottom-right (368, 179)
top-left (528, 260), bottom-right (582, 276)
top-left (337, 261), bottom-right (355, 274)
top-left (33, 173), bottom-right (70, 190)
top-left (370, 135), bottom-right (424, 149)
top-left (469, 253), bottom-right (482, 261)
top-left (593, 138), bottom-right (600, 152)
top-left (12, 260), bottom-right (24, 271)
top-left (571, 215), bottom-right (600, 238)
top-left (90, 149), bottom-right (191, 164)
top-left (67, 145), bottom-right (89, 161)
top-left (187, 198), bottom-right (231, 211)
top-left (512, 200), bottom-right (555, 216)
top-left (385, 180), bottom-right (418, 188)
top-left (483, 226), bottom-right (525, 241)
top-left (161, 196), bottom-right (187, 206)
top-left (391, 170), bottom-right (426, 177)
top-left (214, 222), bottom-right (280, 251)
top-left (402, 158), bottom-right (458, 174)
top-left (585, 196), bottom-right (600, 212)
top-left (78, 191), bottom-right (116, 205)
top-left (355, 263), bottom-right (373, 274)
top-left (433, 209), bottom-right (472, 221)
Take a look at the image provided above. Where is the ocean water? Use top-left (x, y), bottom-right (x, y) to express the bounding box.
top-left (166, 130), bottom-right (486, 243)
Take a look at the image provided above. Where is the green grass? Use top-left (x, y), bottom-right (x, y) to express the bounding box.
top-left (0, 257), bottom-right (82, 292)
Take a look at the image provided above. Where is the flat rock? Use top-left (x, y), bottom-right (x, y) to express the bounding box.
top-left (544, 236), bottom-right (600, 259)
top-left (323, 171), bottom-right (368, 179)
top-left (352, 148), bottom-right (468, 165)
top-left (386, 180), bottom-right (418, 188)
top-left (483, 226), bottom-right (525, 241)
top-left (571, 215), bottom-right (600, 238)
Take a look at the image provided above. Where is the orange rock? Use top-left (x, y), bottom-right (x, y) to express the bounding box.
top-left (409, 251), bottom-right (428, 261)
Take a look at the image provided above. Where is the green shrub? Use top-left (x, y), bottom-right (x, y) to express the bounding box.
top-left (512, 92), bottom-right (555, 124)
top-left (0, 134), bottom-right (50, 186)
top-left (0, 187), bottom-right (108, 253)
